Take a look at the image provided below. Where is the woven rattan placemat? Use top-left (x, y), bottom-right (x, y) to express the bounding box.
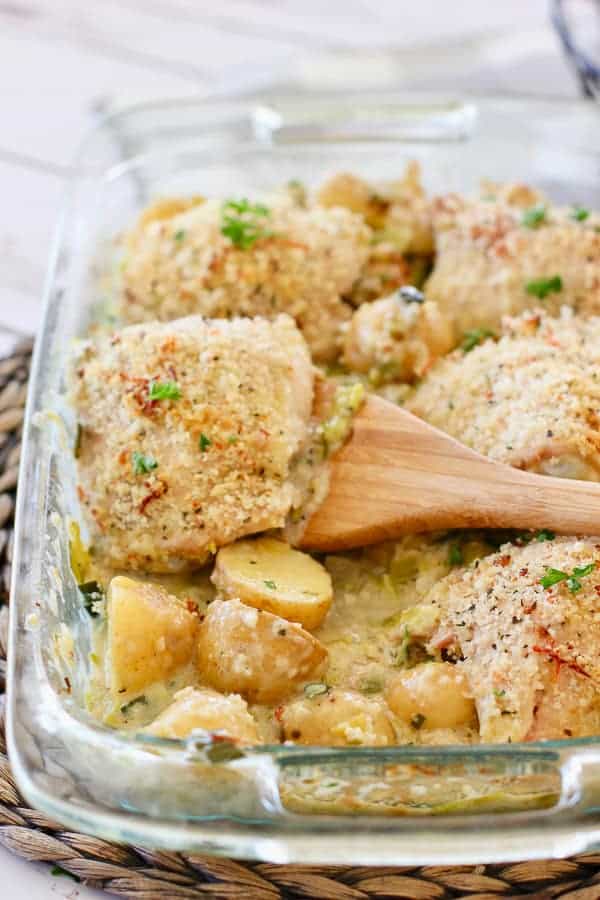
top-left (2, 340), bottom-right (600, 899)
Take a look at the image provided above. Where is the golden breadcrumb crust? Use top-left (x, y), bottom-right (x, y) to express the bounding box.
top-left (71, 314), bottom-right (313, 572)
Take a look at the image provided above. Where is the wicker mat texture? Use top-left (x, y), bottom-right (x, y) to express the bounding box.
top-left (2, 340), bottom-right (600, 898)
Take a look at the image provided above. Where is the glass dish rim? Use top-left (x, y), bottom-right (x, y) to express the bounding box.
top-left (7, 89), bottom-right (600, 861)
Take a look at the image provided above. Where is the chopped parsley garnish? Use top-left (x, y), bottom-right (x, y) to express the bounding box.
top-left (448, 544), bottom-right (464, 566)
top-left (78, 580), bottom-right (105, 618)
top-left (540, 562), bottom-right (595, 593)
top-left (264, 579), bottom-right (277, 590)
top-left (148, 380), bottom-right (181, 401)
top-left (227, 435), bottom-right (239, 444)
top-left (359, 677), bottom-right (383, 695)
top-left (304, 682), bottom-right (329, 698)
top-left (571, 206), bottom-right (589, 222)
top-left (221, 198), bottom-right (272, 249)
top-left (174, 229), bottom-right (186, 241)
top-left (132, 451), bottom-right (158, 475)
top-left (525, 275), bottom-right (562, 299)
top-left (521, 205), bottom-right (546, 229)
top-left (535, 529), bottom-right (555, 542)
top-left (493, 689), bottom-right (506, 699)
top-left (411, 713), bottom-right (426, 730)
top-left (199, 433), bottom-right (211, 452)
top-left (461, 328), bottom-right (496, 353)
top-left (120, 695), bottom-right (148, 715)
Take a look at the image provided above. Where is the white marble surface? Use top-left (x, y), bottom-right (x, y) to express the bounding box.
top-left (1, 0), bottom-right (583, 895)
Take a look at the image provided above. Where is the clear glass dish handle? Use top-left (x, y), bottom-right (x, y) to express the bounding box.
top-left (252, 99), bottom-right (478, 144)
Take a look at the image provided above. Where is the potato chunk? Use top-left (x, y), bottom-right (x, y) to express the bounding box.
top-left (212, 538), bottom-right (333, 631)
top-left (145, 686), bottom-right (259, 743)
top-left (197, 599), bottom-right (327, 703)
top-left (107, 576), bottom-right (198, 698)
top-left (280, 689), bottom-right (395, 746)
top-left (385, 662), bottom-right (476, 730)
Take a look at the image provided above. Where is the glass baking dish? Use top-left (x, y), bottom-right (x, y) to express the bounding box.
top-left (7, 92), bottom-right (600, 865)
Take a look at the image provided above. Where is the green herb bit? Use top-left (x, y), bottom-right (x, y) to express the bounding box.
top-left (540, 567), bottom-right (568, 589)
top-left (221, 198), bottom-right (272, 250)
top-left (540, 562), bottom-right (595, 591)
top-left (227, 435), bottom-right (239, 444)
top-left (223, 198), bottom-right (270, 217)
top-left (493, 688), bottom-right (506, 699)
top-left (448, 544), bottom-right (464, 566)
top-left (521, 205), bottom-right (546, 229)
top-left (571, 206), bottom-right (589, 222)
top-left (206, 742), bottom-right (245, 763)
top-left (359, 677), bottom-right (383, 695)
top-left (461, 328), bottom-right (496, 353)
top-left (304, 682), bottom-right (329, 699)
top-left (132, 451), bottom-right (158, 475)
top-left (148, 380), bottom-right (181, 401)
top-left (51, 865), bottom-right (80, 882)
top-left (535, 529), bottom-right (555, 542)
top-left (120, 695), bottom-right (148, 715)
top-left (174, 229), bottom-right (186, 241)
top-left (74, 423), bottom-right (82, 458)
top-left (411, 713), bottom-right (426, 730)
top-left (525, 275), bottom-right (562, 299)
top-left (78, 580), bottom-right (105, 618)
top-left (264, 579), bottom-right (277, 590)
top-left (199, 433), bottom-right (212, 452)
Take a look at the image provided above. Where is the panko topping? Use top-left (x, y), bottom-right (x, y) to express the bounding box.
top-left (426, 190), bottom-right (600, 336)
top-left (120, 196), bottom-right (370, 362)
top-left (407, 308), bottom-right (600, 479)
top-left (71, 314), bottom-right (314, 571)
top-left (424, 537), bottom-right (600, 742)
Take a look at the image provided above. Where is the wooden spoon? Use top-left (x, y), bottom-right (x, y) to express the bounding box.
top-left (299, 395), bottom-right (600, 552)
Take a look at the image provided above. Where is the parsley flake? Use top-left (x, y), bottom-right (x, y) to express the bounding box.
top-left (174, 229), bottom-right (186, 241)
top-left (493, 688), bottom-right (506, 699)
top-left (264, 579), bottom-right (277, 590)
top-left (132, 451), bottom-right (158, 475)
top-left (461, 328), bottom-right (496, 352)
top-left (535, 529), bottom-right (555, 542)
top-left (521, 205), bottom-right (546, 229)
top-left (540, 562), bottom-right (595, 592)
top-left (148, 380), bottom-right (181, 401)
top-left (227, 435), bottom-right (239, 444)
top-left (221, 198), bottom-right (272, 249)
top-left (304, 682), bottom-right (329, 698)
top-left (199, 433), bottom-right (211, 452)
top-left (525, 275), bottom-right (562, 299)
top-left (571, 206), bottom-right (589, 222)
top-left (448, 544), bottom-right (464, 566)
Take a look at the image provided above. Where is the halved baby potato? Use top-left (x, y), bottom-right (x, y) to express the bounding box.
top-left (197, 598), bottom-right (327, 704)
top-left (280, 688), bottom-right (395, 746)
top-left (211, 537), bottom-right (333, 631)
top-left (385, 661), bottom-right (476, 730)
top-left (107, 576), bottom-right (198, 698)
top-left (145, 686), bottom-right (259, 743)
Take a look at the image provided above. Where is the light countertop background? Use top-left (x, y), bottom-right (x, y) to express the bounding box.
top-left (0, 0), bottom-right (590, 896)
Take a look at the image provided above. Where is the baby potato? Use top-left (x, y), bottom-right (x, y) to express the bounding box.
top-left (211, 537), bottom-right (333, 631)
top-left (385, 662), bottom-right (476, 730)
top-left (107, 576), bottom-right (198, 698)
top-left (280, 689), bottom-right (395, 746)
top-left (145, 686), bottom-right (259, 744)
top-left (197, 599), bottom-right (327, 704)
